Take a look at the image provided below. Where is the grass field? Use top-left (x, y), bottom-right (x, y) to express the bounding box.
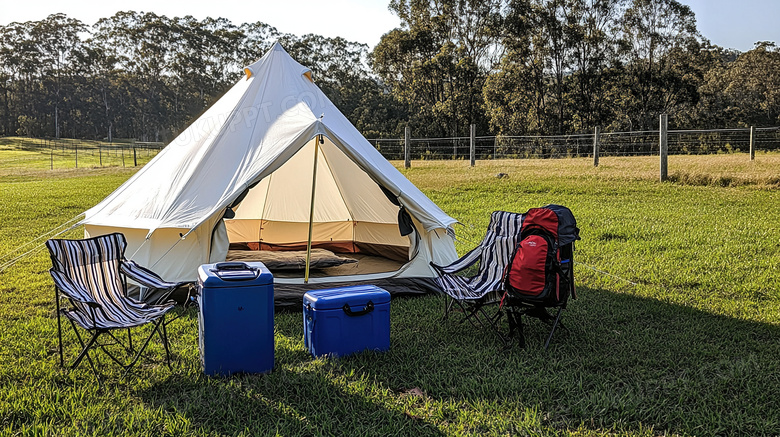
top-left (1, 141), bottom-right (779, 436)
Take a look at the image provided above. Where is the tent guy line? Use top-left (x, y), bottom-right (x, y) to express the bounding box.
top-left (0, 214), bottom-right (84, 274)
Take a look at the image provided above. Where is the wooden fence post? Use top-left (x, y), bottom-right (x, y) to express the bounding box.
top-left (452, 138), bottom-right (457, 160)
top-left (133, 146), bottom-right (138, 166)
top-left (659, 114), bottom-right (668, 182)
top-left (749, 126), bottom-right (755, 161)
top-left (404, 126), bottom-right (411, 169)
top-left (470, 124), bottom-right (476, 167)
top-left (593, 126), bottom-right (600, 167)
top-left (75, 142), bottom-right (78, 168)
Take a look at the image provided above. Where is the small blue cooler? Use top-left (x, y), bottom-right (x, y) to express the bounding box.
top-left (303, 285), bottom-right (390, 358)
top-left (197, 262), bottom-right (274, 376)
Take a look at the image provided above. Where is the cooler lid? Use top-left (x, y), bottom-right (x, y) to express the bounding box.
top-left (303, 285), bottom-right (391, 310)
top-left (198, 262), bottom-right (273, 288)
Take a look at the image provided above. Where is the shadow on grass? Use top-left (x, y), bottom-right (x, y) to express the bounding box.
top-left (300, 289), bottom-right (780, 435)
top-left (139, 371), bottom-right (444, 436)
top-left (141, 289), bottom-right (780, 435)
top-left (137, 308), bottom-right (444, 436)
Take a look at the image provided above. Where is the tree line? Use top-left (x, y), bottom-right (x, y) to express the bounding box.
top-left (1, 0), bottom-right (779, 143)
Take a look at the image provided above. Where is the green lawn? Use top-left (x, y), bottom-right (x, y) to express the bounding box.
top-left (1, 143), bottom-right (779, 436)
top-left (0, 136), bottom-right (161, 172)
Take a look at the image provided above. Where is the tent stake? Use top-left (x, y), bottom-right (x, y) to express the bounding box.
top-left (304, 136), bottom-right (321, 283)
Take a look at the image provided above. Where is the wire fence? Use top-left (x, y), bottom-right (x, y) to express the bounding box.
top-left (2, 126), bottom-right (779, 171)
top-left (0, 137), bottom-right (165, 170)
top-left (368, 127), bottom-right (780, 160)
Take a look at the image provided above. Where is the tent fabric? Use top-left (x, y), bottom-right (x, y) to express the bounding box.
top-left (224, 136), bottom-right (408, 251)
top-left (81, 43), bottom-right (458, 285)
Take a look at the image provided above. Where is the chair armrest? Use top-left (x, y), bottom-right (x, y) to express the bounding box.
top-left (48, 269), bottom-right (100, 307)
top-left (121, 259), bottom-right (180, 290)
top-left (431, 245), bottom-right (483, 274)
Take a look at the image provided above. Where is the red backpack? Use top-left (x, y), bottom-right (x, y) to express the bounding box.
top-left (503, 207), bottom-right (573, 305)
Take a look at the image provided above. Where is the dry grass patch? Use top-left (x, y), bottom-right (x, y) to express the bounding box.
top-left (392, 153), bottom-right (780, 190)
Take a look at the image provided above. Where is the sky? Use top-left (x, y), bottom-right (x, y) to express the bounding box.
top-left (1, 0), bottom-right (779, 52)
top-left (685, 0), bottom-right (780, 51)
top-left (0, 0), bottom-right (402, 49)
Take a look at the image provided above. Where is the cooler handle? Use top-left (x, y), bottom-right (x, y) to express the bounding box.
top-left (342, 300), bottom-right (374, 317)
top-left (210, 262), bottom-right (260, 281)
top-left (214, 262), bottom-right (251, 271)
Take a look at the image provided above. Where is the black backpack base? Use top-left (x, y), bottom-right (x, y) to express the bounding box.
top-left (501, 297), bottom-right (568, 350)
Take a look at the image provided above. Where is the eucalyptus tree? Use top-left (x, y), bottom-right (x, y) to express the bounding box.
top-left (615, 0), bottom-right (701, 129)
top-left (372, 0), bottom-right (504, 137)
top-left (0, 40), bottom-right (9, 135)
top-left (30, 14), bottom-right (86, 138)
top-left (536, 0), bottom-right (575, 134)
top-left (70, 41), bottom-right (121, 141)
top-left (0, 21), bottom-right (46, 135)
top-left (566, 0), bottom-right (624, 131)
top-left (484, 0), bottom-right (623, 135)
top-left (92, 11), bottom-right (178, 141)
top-left (483, 0), bottom-right (548, 135)
top-left (697, 42), bottom-right (780, 128)
top-left (735, 42), bottom-right (780, 126)
top-left (168, 15), bottom-right (245, 134)
top-left (283, 36), bottom-right (367, 114)
top-left (0, 23), bottom-right (32, 135)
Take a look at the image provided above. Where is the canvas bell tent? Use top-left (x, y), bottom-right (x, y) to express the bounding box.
top-left (81, 43), bottom-right (458, 306)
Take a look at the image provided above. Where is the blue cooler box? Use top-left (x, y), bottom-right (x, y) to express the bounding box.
top-left (197, 262), bottom-right (274, 376)
top-left (303, 285), bottom-right (390, 358)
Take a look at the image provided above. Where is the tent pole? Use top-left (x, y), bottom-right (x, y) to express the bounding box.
top-left (304, 136), bottom-right (321, 283)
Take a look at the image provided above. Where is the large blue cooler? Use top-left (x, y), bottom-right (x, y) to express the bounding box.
top-left (197, 262), bottom-right (274, 376)
top-left (303, 285), bottom-right (390, 358)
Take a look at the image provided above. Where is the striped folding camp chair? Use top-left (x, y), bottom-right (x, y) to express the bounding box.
top-left (45, 233), bottom-right (181, 384)
top-left (430, 211), bottom-right (524, 335)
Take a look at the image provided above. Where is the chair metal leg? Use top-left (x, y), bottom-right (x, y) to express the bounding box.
top-left (456, 301), bottom-right (480, 327)
top-left (121, 319), bottom-right (165, 378)
top-left (66, 318), bottom-right (174, 383)
top-left (67, 321), bottom-right (103, 385)
top-left (127, 328), bottom-right (134, 353)
top-left (160, 315), bottom-right (172, 370)
top-left (98, 331), bottom-right (136, 368)
top-left (508, 310), bottom-right (526, 349)
top-left (543, 307), bottom-right (564, 350)
top-left (460, 301), bottom-right (508, 346)
top-left (55, 287), bottom-right (64, 368)
top-left (518, 316), bottom-right (526, 348)
top-left (442, 296), bottom-right (457, 321)
top-left (68, 323), bottom-right (98, 369)
top-left (479, 306), bottom-right (506, 345)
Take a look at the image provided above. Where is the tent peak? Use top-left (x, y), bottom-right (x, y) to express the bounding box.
top-left (243, 42), bottom-right (313, 82)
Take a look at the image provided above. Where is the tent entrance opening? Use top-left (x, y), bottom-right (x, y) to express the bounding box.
top-left (223, 135), bottom-right (411, 278)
